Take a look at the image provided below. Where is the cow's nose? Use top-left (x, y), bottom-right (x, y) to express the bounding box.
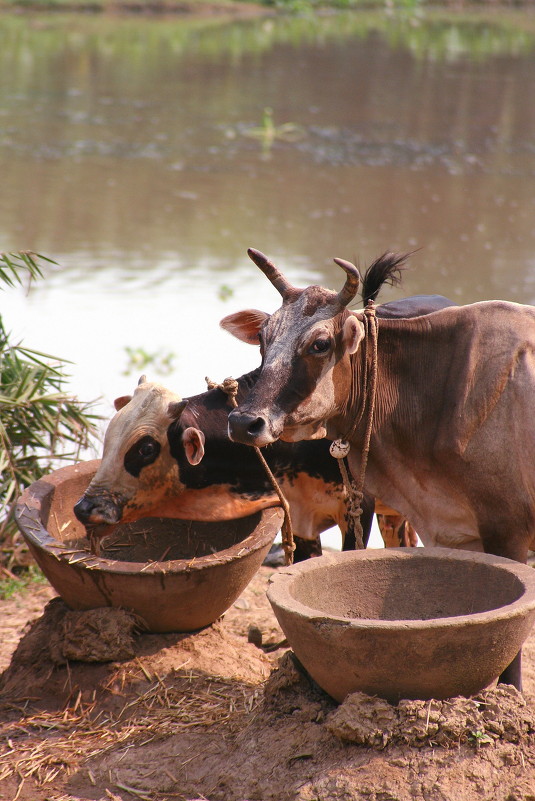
top-left (73, 495), bottom-right (121, 525)
top-left (73, 496), bottom-right (95, 524)
top-left (228, 410), bottom-right (269, 445)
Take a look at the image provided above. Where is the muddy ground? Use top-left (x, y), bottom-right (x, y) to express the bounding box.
top-left (0, 565), bottom-right (534, 801)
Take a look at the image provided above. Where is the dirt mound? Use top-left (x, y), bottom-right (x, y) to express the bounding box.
top-left (0, 566), bottom-right (534, 801)
top-left (0, 595), bottom-right (272, 710)
top-left (327, 684), bottom-right (535, 748)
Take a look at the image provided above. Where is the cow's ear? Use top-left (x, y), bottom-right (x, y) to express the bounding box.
top-left (114, 395), bottom-right (132, 411)
top-left (220, 310), bottom-right (269, 345)
top-left (342, 314), bottom-right (365, 355)
top-left (182, 427), bottom-right (205, 465)
top-left (168, 399), bottom-right (188, 421)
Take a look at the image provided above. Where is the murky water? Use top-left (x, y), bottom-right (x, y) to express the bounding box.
top-left (1, 7), bottom-right (535, 547)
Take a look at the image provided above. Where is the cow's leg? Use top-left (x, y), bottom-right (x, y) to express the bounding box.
top-left (293, 534), bottom-right (322, 562)
top-left (480, 524), bottom-right (530, 690)
top-left (264, 534), bottom-right (323, 566)
top-left (376, 514), bottom-right (401, 548)
top-left (403, 521), bottom-right (418, 548)
top-left (343, 492), bottom-right (375, 550)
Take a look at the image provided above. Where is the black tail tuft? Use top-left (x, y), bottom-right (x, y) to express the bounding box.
top-left (361, 251), bottom-right (414, 305)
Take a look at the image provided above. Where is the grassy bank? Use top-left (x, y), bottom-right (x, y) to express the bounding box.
top-left (0, 0), bottom-right (530, 14)
top-left (1, 0), bottom-right (260, 12)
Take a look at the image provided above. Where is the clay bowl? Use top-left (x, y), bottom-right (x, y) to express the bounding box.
top-left (15, 460), bottom-right (283, 633)
top-left (267, 548), bottom-right (535, 702)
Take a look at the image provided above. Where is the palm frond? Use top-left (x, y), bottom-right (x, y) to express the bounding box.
top-left (0, 251), bottom-right (52, 288)
top-left (0, 252), bottom-right (102, 569)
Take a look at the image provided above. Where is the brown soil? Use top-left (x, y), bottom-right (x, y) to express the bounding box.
top-left (0, 566), bottom-right (534, 801)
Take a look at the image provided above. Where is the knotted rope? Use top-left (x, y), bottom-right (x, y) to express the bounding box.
top-left (329, 301), bottom-right (379, 550)
top-left (205, 376), bottom-right (296, 565)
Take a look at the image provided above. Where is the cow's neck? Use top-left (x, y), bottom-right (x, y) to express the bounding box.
top-left (326, 315), bottom-right (437, 525)
top-left (329, 314), bottom-right (449, 453)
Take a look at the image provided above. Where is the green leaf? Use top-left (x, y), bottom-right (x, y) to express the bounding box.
top-left (0, 252), bottom-right (102, 564)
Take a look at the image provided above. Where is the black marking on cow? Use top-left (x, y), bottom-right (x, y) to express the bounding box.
top-left (273, 353), bottom-right (323, 417)
top-left (124, 435), bottom-right (161, 478)
top-left (167, 374), bottom-right (346, 499)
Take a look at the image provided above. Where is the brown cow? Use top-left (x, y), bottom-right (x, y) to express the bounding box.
top-left (223, 248), bottom-right (535, 690)
top-left (75, 258), bottom-right (453, 558)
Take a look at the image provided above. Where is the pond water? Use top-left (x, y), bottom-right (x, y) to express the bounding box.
top-left (2, 5), bottom-right (535, 547)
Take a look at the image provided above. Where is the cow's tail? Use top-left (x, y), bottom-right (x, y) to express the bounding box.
top-left (361, 251), bottom-right (413, 304)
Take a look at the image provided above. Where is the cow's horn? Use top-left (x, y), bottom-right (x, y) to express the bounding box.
top-left (334, 258), bottom-right (361, 307)
top-left (138, 374), bottom-right (147, 386)
top-left (168, 399), bottom-right (188, 420)
top-left (247, 248), bottom-right (293, 298)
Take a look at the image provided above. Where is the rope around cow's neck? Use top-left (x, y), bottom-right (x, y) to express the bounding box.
top-left (206, 302), bottom-right (377, 561)
top-left (329, 301), bottom-right (379, 550)
top-left (205, 376), bottom-right (296, 565)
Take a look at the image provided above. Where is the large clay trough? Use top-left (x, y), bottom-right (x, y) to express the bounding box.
top-left (15, 460), bottom-right (283, 633)
top-left (268, 548), bottom-right (535, 702)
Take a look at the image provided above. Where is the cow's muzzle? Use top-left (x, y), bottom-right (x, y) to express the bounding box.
top-left (228, 410), bottom-right (276, 447)
top-left (73, 494), bottom-right (123, 526)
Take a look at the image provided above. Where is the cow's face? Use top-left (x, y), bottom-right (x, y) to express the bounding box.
top-left (73, 377), bottom-right (202, 527)
top-left (223, 249), bottom-right (364, 447)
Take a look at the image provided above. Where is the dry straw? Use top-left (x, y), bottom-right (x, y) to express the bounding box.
top-left (0, 661), bottom-right (262, 794)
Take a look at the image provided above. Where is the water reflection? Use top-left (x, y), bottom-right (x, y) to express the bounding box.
top-left (1, 7), bottom-right (535, 416)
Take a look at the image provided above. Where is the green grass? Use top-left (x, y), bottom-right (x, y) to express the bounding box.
top-left (0, 0), bottom-right (426, 11)
top-left (0, 0), bottom-right (252, 9)
top-left (0, 0), bottom-right (531, 16)
top-left (0, 565), bottom-right (48, 600)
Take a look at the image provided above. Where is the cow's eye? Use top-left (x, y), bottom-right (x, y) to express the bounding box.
top-left (139, 441), bottom-right (157, 458)
top-left (309, 337), bottom-right (331, 354)
top-left (124, 435), bottom-right (161, 477)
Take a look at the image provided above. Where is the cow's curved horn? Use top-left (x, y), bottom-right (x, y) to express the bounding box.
top-left (333, 258), bottom-right (361, 307)
top-left (247, 248), bottom-right (293, 298)
top-left (138, 374), bottom-right (147, 386)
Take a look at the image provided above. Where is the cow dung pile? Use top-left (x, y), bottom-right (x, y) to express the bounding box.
top-left (263, 651), bottom-right (535, 748)
top-left (4, 598), bottom-right (144, 667)
top-left (0, 566), bottom-right (534, 801)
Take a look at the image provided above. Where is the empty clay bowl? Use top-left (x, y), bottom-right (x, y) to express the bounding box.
top-left (267, 548), bottom-right (535, 702)
top-left (15, 460), bottom-right (283, 633)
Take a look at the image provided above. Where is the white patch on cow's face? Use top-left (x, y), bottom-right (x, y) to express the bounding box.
top-left (84, 381), bottom-right (184, 520)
